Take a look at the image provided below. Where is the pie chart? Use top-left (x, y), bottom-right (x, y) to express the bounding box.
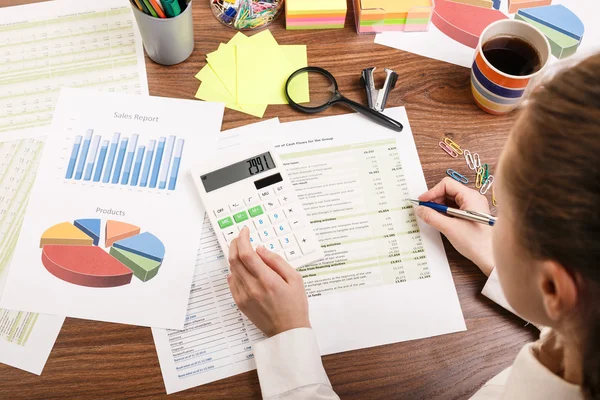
top-left (39, 219), bottom-right (166, 288)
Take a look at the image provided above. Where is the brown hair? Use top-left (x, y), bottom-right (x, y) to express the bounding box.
top-left (503, 53), bottom-right (600, 399)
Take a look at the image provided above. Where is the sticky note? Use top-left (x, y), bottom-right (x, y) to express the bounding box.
top-left (236, 43), bottom-right (309, 105)
top-left (196, 64), bottom-right (267, 118)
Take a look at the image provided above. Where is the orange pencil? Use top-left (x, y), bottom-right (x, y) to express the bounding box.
top-left (149, 0), bottom-right (167, 18)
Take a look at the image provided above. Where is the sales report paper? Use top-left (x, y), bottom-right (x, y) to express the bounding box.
top-left (152, 110), bottom-right (466, 394)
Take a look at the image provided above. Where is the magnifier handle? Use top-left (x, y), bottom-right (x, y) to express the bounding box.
top-left (339, 98), bottom-right (403, 132)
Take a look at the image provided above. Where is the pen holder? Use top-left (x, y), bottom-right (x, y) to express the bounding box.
top-left (131, 1), bottom-right (194, 66)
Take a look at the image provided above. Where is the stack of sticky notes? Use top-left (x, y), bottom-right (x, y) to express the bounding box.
top-left (194, 30), bottom-right (309, 118)
top-left (286, 0), bottom-right (347, 30)
top-left (354, 0), bottom-right (434, 33)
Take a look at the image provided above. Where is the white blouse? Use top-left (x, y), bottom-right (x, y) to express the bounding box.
top-left (252, 269), bottom-right (583, 399)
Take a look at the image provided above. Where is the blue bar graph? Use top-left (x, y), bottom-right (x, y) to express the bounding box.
top-left (149, 137), bottom-right (166, 189)
top-left (158, 136), bottom-right (176, 189)
top-left (65, 131), bottom-right (184, 191)
top-left (93, 140), bottom-right (109, 182)
top-left (111, 138), bottom-right (129, 184)
top-left (74, 129), bottom-right (93, 180)
top-left (168, 139), bottom-right (185, 190)
top-left (102, 133), bottom-right (121, 183)
top-left (140, 140), bottom-right (155, 188)
top-left (130, 146), bottom-right (146, 186)
top-left (120, 134), bottom-right (138, 185)
top-left (65, 135), bottom-right (82, 179)
top-left (83, 136), bottom-right (101, 181)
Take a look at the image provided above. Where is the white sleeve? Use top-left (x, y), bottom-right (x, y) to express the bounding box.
top-left (254, 328), bottom-right (340, 400)
top-left (482, 269), bottom-right (541, 330)
top-left (481, 268), bottom-right (517, 314)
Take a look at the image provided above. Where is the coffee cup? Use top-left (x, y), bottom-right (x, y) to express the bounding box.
top-left (471, 19), bottom-right (551, 115)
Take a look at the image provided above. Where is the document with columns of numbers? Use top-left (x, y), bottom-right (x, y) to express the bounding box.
top-left (152, 110), bottom-right (465, 394)
top-left (0, 0), bottom-right (148, 373)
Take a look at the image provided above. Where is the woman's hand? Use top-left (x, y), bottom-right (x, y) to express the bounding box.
top-left (416, 177), bottom-right (495, 276)
top-left (227, 227), bottom-right (311, 337)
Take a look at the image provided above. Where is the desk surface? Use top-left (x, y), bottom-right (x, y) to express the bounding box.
top-left (0, 0), bottom-right (538, 398)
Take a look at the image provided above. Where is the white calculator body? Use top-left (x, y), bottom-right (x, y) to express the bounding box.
top-left (191, 147), bottom-right (324, 268)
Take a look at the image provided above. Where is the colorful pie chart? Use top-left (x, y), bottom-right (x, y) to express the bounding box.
top-left (39, 219), bottom-right (165, 288)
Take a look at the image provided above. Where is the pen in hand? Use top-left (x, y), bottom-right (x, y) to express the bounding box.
top-left (410, 199), bottom-right (497, 226)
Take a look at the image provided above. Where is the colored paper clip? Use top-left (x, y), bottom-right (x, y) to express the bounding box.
top-left (439, 141), bottom-right (458, 158)
top-left (492, 186), bottom-right (497, 207)
top-left (481, 163), bottom-right (490, 182)
top-left (464, 150), bottom-right (476, 170)
top-left (473, 153), bottom-right (482, 170)
top-left (447, 169), bottom-right (469, 184)
top-left (480, 175), bottom-right (494, 195)
top-left (443, 137), bottom-right (463, 155)
top-left (475, 166), bottom-right (484, 189)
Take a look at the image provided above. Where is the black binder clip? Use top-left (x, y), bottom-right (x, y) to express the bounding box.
top-left (360, 67), bottom-right (399, 113)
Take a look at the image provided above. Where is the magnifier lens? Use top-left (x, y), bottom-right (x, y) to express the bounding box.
top-left (287, 70), bottom-right (336, 108)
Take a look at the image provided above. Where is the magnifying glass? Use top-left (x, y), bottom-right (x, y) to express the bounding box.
top-left (285, 66), bottom-right (403, 133)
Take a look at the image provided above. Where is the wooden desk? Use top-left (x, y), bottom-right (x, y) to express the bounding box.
top-left (0, 0), bottom-right (538, 398)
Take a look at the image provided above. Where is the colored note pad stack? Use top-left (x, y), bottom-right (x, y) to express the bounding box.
top-left (194, 30), bottom-right (309, 117)
top-left (286, 0), bottom-right (347, 30)
top-left (354, 0), bottom-right (434, 33)
top-left (516, 4), bottom-right (584, 59)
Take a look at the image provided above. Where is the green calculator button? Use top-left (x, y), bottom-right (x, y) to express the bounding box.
top-left (233, 211), bottom-right (249, 223)
top-left (248, 205), bottom-right (264, 218)
top-left (218, 216), bottom-right (234, 229)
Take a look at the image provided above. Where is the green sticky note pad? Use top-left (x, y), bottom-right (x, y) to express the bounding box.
top-left (236, 43), bottom-right (309, 105)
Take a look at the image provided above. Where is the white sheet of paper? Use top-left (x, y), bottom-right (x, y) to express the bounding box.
top-left (0, 134), bottom-right (65, 375)
top-left (0, 0), bottom-right (148, 137)
top-left (0, 88), bottom-right (224, 329)
top-left (152, 109), bottom-right (465, 394)
top-left (374, 0), bottom-right (600, 68)
top-left (0, 0), bottom-right (149, 373)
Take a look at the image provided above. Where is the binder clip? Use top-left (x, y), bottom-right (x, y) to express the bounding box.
top-left (360, 67), bottom-right (399, 112)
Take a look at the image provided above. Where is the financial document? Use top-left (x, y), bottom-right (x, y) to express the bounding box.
top-left (152, 110), bottom-right (465, 394)
top-left (0, 89), bottom-right (223, 329)
top-left (0, 134), bottom-right (65, 374)
top-left (0, 0), bottom-right (148, 373)
top-left (0, 0), bottom-right (148, 137)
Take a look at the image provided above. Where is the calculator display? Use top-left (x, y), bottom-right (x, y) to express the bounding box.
top-left (201, 152), bottom-right (276, 193)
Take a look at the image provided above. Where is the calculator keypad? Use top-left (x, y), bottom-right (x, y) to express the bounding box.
top-left (214, 182), bottom-right (320, 265)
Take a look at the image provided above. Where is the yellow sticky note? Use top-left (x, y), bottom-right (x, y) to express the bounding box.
top-left (196, 64), bottom-right (267, 118)
top-left (207, 44), bottom-right (238, 99)
top-left (228, 31), bottom-right (249, 46)
top-left (247, 29), bottom-right (279, 46)
top-left (236, 44), bottom-right (308, 105)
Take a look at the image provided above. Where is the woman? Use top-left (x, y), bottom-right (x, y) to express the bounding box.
top-left (227, 53), bottom-right (600, 399)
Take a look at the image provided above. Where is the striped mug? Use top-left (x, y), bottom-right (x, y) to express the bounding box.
top-left (471, 20), bottom-right (551, 115)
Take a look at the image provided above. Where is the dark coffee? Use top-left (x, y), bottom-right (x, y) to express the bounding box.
top-left (482, 36), bottom-right (541, 76)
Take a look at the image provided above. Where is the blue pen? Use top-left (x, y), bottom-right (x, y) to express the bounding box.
top-left (410, 199), bottom-right (497, 226)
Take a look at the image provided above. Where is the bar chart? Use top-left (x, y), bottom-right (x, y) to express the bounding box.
top-left (65, 130), bottom-right (185, 191)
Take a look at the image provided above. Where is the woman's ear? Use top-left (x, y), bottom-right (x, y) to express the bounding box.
top-left (538, 260), bottom-right (579, 322)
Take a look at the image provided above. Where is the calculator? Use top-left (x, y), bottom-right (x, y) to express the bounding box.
top-left (190, 147), bottom-right (324, 268)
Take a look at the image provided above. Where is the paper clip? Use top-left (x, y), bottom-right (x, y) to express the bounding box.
top-left (443, 137), bottom-right (463, 155)
top-left (492, 186), bottom-right (498, 207)
top-left (475, 166), bottom-right (484, 189)
top-left (473, 153), bottom-right (482, 170)
top-left (447, 169), bottom-right (469, 184)
top-left (480, 175), bottom-right (494, 195)
top-left (481, 163), bottom-right (490, 183)
top-left (439, 141), bottom-right (458, 158)
top-left (464, 150), bottom-right (476, 170)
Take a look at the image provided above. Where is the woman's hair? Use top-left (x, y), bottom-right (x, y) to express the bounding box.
top-left (503, 53), bottom-right (600, 399)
